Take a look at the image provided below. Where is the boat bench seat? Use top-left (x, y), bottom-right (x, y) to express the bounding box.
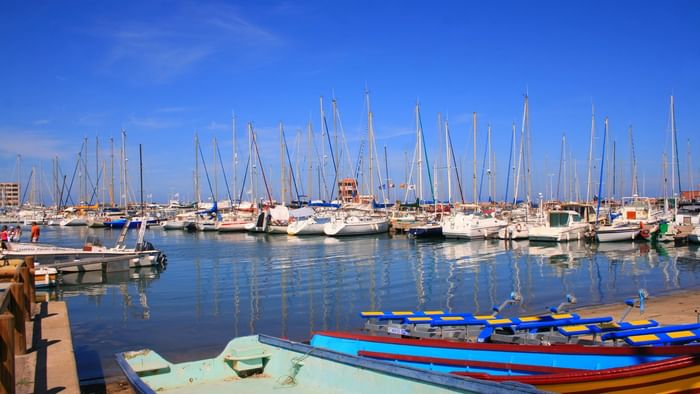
top-left (360, 310), bottom-right (453, 320)
top-left (601, 323), bottom-right (700, 345)
top-left (483, 313), bottom-right (580, 328)
top-left (421, 315), bottom-right (497, 327)
top-left (130, 359), bottom-right (171, 375)
top-left (557, 319), bottom-right (659, 337)
top-left (224, 347), bottom-right (272, 373)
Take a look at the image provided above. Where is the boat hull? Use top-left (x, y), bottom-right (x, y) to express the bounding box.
top-left (324, 219), bottom-right (389, 236)
top-left (596, 226), bottom-right (641, 242)
top-left (116, 334), bottom-right (536, 394)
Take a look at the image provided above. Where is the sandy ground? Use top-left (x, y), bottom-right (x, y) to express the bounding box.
top-left (573, 288), bottom-right (700, 325)
top-left (96, 288), bottom-right (700, 393)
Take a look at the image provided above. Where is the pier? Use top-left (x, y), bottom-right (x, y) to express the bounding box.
top-left (1, 258), bottom-right (79, 394)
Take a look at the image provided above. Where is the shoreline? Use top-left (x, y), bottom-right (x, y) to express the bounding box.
top-left (573, 286), bottom-right (700, 325)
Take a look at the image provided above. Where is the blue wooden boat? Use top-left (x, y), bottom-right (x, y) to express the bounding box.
top-left (310, 331), bottom-right (700, 375)
top-left (116, 334), bottom-right (541, 393)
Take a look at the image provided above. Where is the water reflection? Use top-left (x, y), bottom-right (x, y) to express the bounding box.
top-left (41, 227), bottom-right (700, 382)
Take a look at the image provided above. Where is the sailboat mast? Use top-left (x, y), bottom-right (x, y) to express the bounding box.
top-left (232, 112), bottom-right (238, 204)
top-left (472, 112), bottom-right (477, 204)
top-left (194, 132), bottom-right (201, 204)
top-left (110, 137), bottom-right (114, 207)
top-left (671, 95), bottom-right (682, 196)
top-left (586, 105), bottom-right (595, 202)
top-left (415, 103), bottom-right (422, 201)
top-left (213, 137), bottom-right (218, 202)
top-left (445, 115), bottom-right (451, 204)
top-left (366, 90), bottom-right (374, 198)
top-left (487, 123), bottom-right (493, 202)
top-left (95, 136), bottom-right (99, 207)
top-left (689, 139), bottom-right (694, 197)
top-left (307, 121), bottom-right (313, 201)
top-left (121, 129), bottom-right (128, 209)
top-left (629, 125), bottom-right (638, 196)
top-left (280, 122), bottom-right (286, 205)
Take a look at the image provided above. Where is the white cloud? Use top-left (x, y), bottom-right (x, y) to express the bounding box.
top-left (33, 119), bottom-right (50, 126)
top-left (127, 117), bottom-right (179, 130)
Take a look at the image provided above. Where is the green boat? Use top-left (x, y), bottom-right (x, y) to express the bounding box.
top-left (116, 334), bottom-right (541, 393)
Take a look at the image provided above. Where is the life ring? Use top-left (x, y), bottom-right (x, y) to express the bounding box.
top-left (516, 223), bottom-right (522, 232)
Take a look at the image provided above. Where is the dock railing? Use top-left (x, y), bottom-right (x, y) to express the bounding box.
top-left (0, 257), bottom-right (36, 394)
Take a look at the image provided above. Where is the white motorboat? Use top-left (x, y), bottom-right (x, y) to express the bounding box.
top-left (323, 213), bottom-right (389, 236)
top-left (195, 219), bottom-right (218, 232)
top-left (59, 216), bottom-right (87, 226)
top-left (528, 210), bottom-right (590, 242)
top-left (595, 222), bottom-right (641, 242)
top-left (441, 210), bottom-right (507, 239)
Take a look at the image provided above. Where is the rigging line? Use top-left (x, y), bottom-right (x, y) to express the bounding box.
top-left (19, 169), bottom-right (34, 206)
top-left (63, 150), bottom-right (83, 207)
top-left (251, 128), bottom-right (273, 204)
top-left (215, 141), bottom-right (234, 205)
top-left (197, 141), bottom-right (216, 201)
top-left (322, 109), bottom-right (339, 200)
top-left (416, 108), bottom-right (435, 201)
top-left (282, 127), bottom-right (301, 203)
top-left (478, 131), bottom-right (488, 202)
top-left (237, 155), bottom-right (250, 204)
top-left (504, 122), bottom-right (515, 202)
top-left (595, 118), bottom-right (608, 226)
top-left (446, 121), bottom-right (465, 203)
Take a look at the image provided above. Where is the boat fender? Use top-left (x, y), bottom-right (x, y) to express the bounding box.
top-left (515, 223), bottom-right (522, 232)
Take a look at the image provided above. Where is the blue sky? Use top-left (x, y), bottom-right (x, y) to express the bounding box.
top-left (1, 1), bottom-right (699, 204)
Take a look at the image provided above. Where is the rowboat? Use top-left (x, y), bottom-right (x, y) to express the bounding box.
top-left (116, 334), bottom-right (539, 393)
top-left (310, 331), bottom-right (700, 373)
top-left (595, 222), bottom-right (641, 242)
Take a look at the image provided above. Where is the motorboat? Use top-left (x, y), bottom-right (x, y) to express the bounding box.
top-left (441, 209), bottom-right (506, 239)
top-left (528, 210), bottom-right (590, 242)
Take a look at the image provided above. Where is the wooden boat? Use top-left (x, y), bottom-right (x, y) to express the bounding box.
top-left (116, 334), bottom-right (539, 394)
top-left (454, 355), bottom-right (700, 393)
top-left (310, 331), bottom-right (700, 373)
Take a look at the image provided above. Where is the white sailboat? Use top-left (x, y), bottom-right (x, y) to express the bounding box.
top-left (323, 209), bottom-right (389, 236)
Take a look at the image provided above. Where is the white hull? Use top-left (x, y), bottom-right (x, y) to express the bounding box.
top-left (497, 223), bottom-right (530, 240)
top-left (529, 225), bottom-right (589, 242)
top-left (688, 226), bottom-right (700, 244)
top-left (216, 220), bottom-right (251, 232)
top-left (324, 218), bottom-right (389, 236)
top-left (595, 225), bottom-right (640, 242)
top-left (267, 225), bottom-right (288, 234)
top-left (287, 217), bottom-right (330, 235)
top-left (196, 221), bottom-right (218, 231)
top-left (441, 213), bottom-right (506, 239)
top-left (60, 217), bottom-right (87, 226)
top-left (162, 220), bottom-right (187, 230)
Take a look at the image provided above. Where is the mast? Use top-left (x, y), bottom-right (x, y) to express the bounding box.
top-left (194, 132), bottom-right (201, 204)
top-left (110, 137), bottom-right (115, 207)
top-left (121, 129), bottom-right (128, 209)
top-left (670, 95), bottom-right (682, 196)
top-left (487, 123), bottom-right (493, 202)
top-left (366, 90), bottom-right (374, 199)
top-left (415, 103), bottom-right (422, 201)
top-left (524, 95), bottom-right (532, 203)
top-left (232, 112), bottom-right (238, 204)
top-left (595, 117), bottom-right (608, 225)
top-left (586, 105), bottom-right (595, 202)
top-left (307, 121), bottom-right (313, 201)
top-left (95, 136), bottom-right (99, 207)
top-left (629, 125), bottom-right (638, 196)
top-left (445, 115), bottom-right (452, 204)
top-left (213, 137), bottom-right (218, 202)
top-left (139, 144), bottom-right (144, 217)
top-left (472, 112), bottom-right (477, 204)
top-left (280, 122), bottom-right (286, 205)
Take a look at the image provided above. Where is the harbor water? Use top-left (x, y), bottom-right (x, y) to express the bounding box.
top-left (31, 226), bottom-right (700, 383)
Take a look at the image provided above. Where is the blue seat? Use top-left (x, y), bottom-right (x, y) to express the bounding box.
top-left (601, 323), bottom-right (700, 345)
top-left (557, 319), bottom-right (658, 337)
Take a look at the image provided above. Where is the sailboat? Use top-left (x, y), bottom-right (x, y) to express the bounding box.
top-left (441, 113), bottom-right (506, 239)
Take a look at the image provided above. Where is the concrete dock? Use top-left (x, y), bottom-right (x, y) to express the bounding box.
top-left (14, 301), bottom-right (80, 394)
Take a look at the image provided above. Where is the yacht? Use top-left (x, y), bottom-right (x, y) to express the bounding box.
top-left (528, 210), bottom-right (590, 242)
top-left (441, 208), bottom-right (506, 239)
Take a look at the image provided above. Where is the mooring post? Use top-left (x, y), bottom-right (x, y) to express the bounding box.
top-left (0, 313), bottom-right (16, 394)
top-left (23, 257), bottom-right (35, 308)
top-left (8, 284), bottom-right (26, 356)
